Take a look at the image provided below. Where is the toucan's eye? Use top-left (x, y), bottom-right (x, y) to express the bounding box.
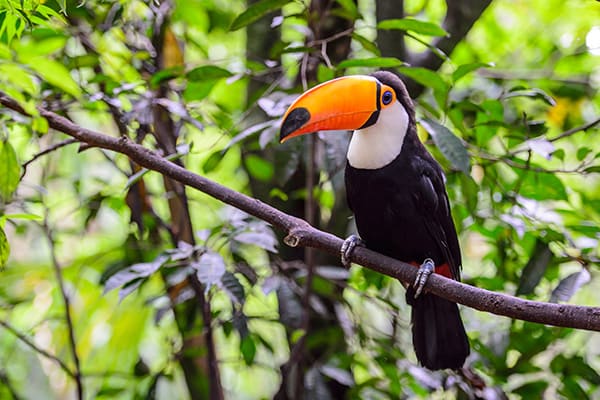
top-left (382, 90), bottom-right (393, 105)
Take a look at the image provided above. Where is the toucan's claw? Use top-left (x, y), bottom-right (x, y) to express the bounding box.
top-left (341, 235), bottom-right (364, 268)
top-left (413, 258), bottom-right (435, 298)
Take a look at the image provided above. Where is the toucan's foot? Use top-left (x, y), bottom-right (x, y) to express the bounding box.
top-left (413, 258), bottom-right (435, 298)
top-left (340, 235), bottom-right (364, 268)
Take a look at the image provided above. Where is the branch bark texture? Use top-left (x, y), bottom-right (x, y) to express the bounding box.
top-left (1, 92), bottom-right (600, 332)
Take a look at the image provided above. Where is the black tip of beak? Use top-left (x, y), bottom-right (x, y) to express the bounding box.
top-left (280, 107), bottom-right (311, 142)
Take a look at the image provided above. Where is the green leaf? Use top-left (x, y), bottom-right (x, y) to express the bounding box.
top-left (513, 381), bottom-right (548, 399)
top-left (183, 81), bottom-right (219, 102)
top-left (290, 329), bottom-right (305, 344)
top-left (584, 165), bottom-right (600, 174)
top-left (0, 42), bottom-right (10, 59)
top-left (0, 11), bottom-right (25, 43)
top-left (526, 120), bottom-right (548, 136)
top-left (452, 62), bottom-right (491, 83)
top-left (240, 336), bottom-right (256, 365)
top-left (377, 18), bottom-right (447, 36)
top-left (397, 67), bottom-right (448, 93)
top-left (244, 154), bottom-right (274, 182)
top-left (183, 66), bottom-right (232, 102)
top-left (550, 268), bottom-right (590, 303)
top-left (559, 377), bottom-right (588, 400)
top-left (104, 255), bottom-right (169, 295)
top-left (0, 227), bottom-right (8, 269)
top-left (151, 66), bottom-right (184, 87)
top-left (567, 356), bottom-right (600, 384)
top-left (335, 0), bottom-right (359, 19)
top-left (420, 118), bottom-right (470, 174)
top-left (576, 147), bottom-right (592, 161)
top-left (553, 148), bottom-right (565, 161)
top-left (550, 354), bottom-right (567, 374)
top-left (503, 88), bottom-right (556, 106)
top-left (279, 45), bottom-right (312, 55)
top-left (230, 0), bottom-right (290, 31)
top-left (516, 239), bottom-right (553, 295)
top-left (351, 33), bottom-right (380, 56)
top-left (317, 64), bottom-right (335, 83)
top-left (460, 174), bottom-right (479, 213)
top-left (96, 387), bottom-right (127, 397)
top-left (337, 57), bottom-right (404, 69)
top-left (118, 279), bottom-right (143, 302)
top-left (202, 150), bottom-right (225, 173)
top-left (227, 121), bottom-right (274, 150)
top-left (32, 116), bottom-right (49, 134)
top-left (193, 251), bottom-right (226, 290)
top-left (517, 171), bottom-right (568, 201)
top-left (277, 280), bottom-right (303, 327)
top-left (2, 213), bottom-right (42, 221)
top-left (36, 6), bottom-right (67, 24)
top-left (233, 309), bottom-right (249, 338)
top-left (0, 63), bottom-right (38, 95)
top-left (27, 58), bottom-right (81, 97)
top-left (16, 36), bottom-right (68, 58)
top-left (186, 65), bottom-right (232, 82)
top-left (68, 54), bottom-right (100, 69)
top-left (269, 188), bottom-right (288, 201)
top-left (234, 224), bottom-right (278, 253)
top-left (221, 272), bottom-right (246, 304)
top-left (0, 141), bottom-right (20, 202)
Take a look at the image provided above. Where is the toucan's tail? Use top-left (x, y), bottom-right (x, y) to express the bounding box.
top-left (406, 291), bottom-right (470, 370)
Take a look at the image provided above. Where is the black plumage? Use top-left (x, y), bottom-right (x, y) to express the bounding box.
top-left (345, 71), bottom-right (470, 370)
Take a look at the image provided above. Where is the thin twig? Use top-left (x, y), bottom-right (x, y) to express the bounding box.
top-left (478, 69), bottom-right (591, 86)
top-left (0, 319), bottom-right (75, 379)
top-left (300, 52), bottom-right (309, 92)
top-left (1, 91), bottom-right (600, 331)
top-left (40, 218), bottom-right (83, 400)
top-left (320, 41), bottom-right (334, 69)
top-left (21, 138), bottom-right (78, 178)
top-left (308, 27), bottom-right (354, 46)
top-left (548, 116), bottom-right (600, 142)
top-left (474, 151), bottom-right (592, 174)
top-left (492, 117), bottom-right (600, 159)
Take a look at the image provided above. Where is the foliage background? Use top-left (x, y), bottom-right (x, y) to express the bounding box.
top-left (0, 0), bottom-right (599, 399)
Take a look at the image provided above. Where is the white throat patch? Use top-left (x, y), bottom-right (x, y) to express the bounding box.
top-left (347, 101), bottom-right (409, 170)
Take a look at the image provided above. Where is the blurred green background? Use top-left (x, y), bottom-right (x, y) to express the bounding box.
top-left (0, 0), bottom-right (599, 398)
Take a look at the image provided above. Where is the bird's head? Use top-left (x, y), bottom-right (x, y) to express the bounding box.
top-left (280, 71), bottom-right (415, 169)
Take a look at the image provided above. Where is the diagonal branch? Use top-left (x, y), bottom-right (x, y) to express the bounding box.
top-left (21, 138), bottom-right (79, 178)
top-left (1, 91), bottom-right (600, 332)
top-left (0, 319), bottom-right (76, 379)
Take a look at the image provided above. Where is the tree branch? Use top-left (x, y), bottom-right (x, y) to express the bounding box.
top-left (21, 138), bottom-right (78, 178)
top-left (548, 116), bottom-right (600, 143)
top-left (0, 319), bottom-right (76, 379)
top-left (1, 91), bottom-right (600, 331)
top-left (41, 211), bottom-right (83, 400)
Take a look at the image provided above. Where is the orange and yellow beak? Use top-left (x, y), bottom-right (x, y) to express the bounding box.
top-left (280, 75), bottom-right (394, 143)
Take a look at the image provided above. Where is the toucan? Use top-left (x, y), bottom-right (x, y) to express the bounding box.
top-left (279, 71), bottom-right (469, 370)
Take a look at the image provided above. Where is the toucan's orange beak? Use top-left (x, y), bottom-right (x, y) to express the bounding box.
top-left (280, 75), bottom-right (386, 143)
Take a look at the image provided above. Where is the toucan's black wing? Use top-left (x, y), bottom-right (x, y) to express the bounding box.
top-left (345, 148), bottom-right (462, 281)
top-left (414, 160), bottom-right (462, 280)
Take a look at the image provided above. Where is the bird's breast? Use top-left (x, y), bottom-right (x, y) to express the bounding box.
top-left (345, 162), bottom-right (436, 262)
